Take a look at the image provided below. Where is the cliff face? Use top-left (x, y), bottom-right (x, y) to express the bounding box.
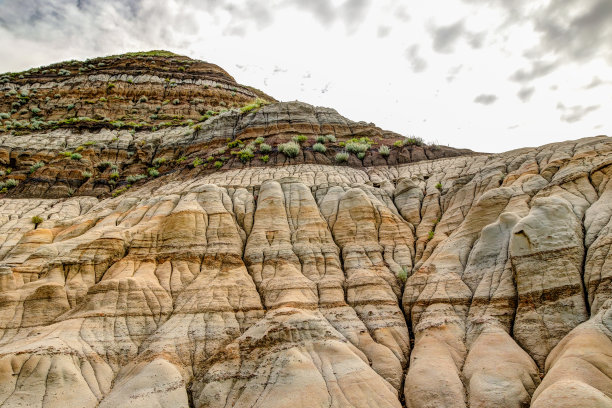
top-left (0, 53), bottom-right (611, 408)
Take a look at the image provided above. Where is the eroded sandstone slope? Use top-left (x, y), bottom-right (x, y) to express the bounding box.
top-left (0, 53), bottom-right (611, 408)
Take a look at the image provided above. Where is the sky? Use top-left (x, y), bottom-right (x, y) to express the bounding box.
top-left (0, 0), bottom-right (610, 153)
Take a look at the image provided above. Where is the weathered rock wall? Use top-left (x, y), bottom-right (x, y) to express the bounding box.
top-left (0, 135), bottom-right (610, 407)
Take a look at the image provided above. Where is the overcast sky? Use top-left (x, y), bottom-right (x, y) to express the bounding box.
top-left (0, 0), bottom-right (610, 152)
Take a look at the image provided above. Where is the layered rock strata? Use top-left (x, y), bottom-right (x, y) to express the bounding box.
top-left (0, 133), bottom-right (609, 407)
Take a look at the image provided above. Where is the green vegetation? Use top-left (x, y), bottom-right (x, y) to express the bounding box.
top-left (238, 147), bottom-right (254, 163)
top-left (312, 143), bottom-right (326, 153)
top-left (31, 216), bottom-right (43, 226)
top-left (214, 160), bottom-right (223, 169)
top-left (70, 153), bottom-right (82, 160)
top-left (435, 182), bottom-right (442, 191)
top-left (126, 174), bottom-right (146, 183)
top-left (405, 136), bottom-right (424, 146)
top-left (152, 157), bottom-right (166, 167)
top-left (254, 136), bottom-right (266, 144)
top-left (357, 152), bottom-right (366, 159)
top-left (240, 98), bottom-right (270, 113)
top-left (172, 99), bottom-right (180, 105)
top-left (0, 113), bottom-right (10, 119)
top-left (259, 143), bottom-right (271, 153)
top-left (29, 161), bottom-right (44, 174)
top-left (4, 179), bottom-right (18, 188)
top-left (326, 134), bottom-right (336, 143)
top-left (316, 135), bottom-right (326, 143)
top-left (397, 266), bottom-right (408, 283)
top-left (176, 156), bottom-right (187, 164)
top-left (107, 82), bottom-right (115, 90)
top-left (278, 141), bottom-right (300, 157)
top-left (148, 168), bottom-right (159, 177)
top-left (227, 139), bottom-right (244, 148)
top-left (345, 137), bottom-right (372, 154)
top-left (82, 171), bottom-right (92, 179)
top-left (97, 161), bottom-right (112, 170)
top-left (335, 152), bottom-right (349, 162)
top-left (110, 171), bottom-right (120, 180)
top-left (292, 134), bottom-right (308, 144)
top-left (138, 96), bottom-right (148, 103)
top-left (379, 145), bottom-right (390, 157)
top-left (192, 158), bottom-right (203, 167)
top-left (428, 230), bottom-right (435, 240)
top-left (261, 155), bottom-right (269, 163)
top-left (112, 187), bottom-right (128, 197)
top-left (393, 140), bottom-right (404, 148)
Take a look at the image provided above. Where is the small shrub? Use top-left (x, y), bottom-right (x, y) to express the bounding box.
top-left (5, 179), bottom-right (18, 188)
top-left (82, 171), bottom-right (92, 179)
top-left (29, 161), bottom-right (44, 174)
top-left (228, 139), bottom-right (244, 148)
top-left (292, 134), bottom-right (308, 144)
top-left (435, 182), bottom-right (442, 191)
top-left (261, 155), bottom-right (269, 163)
top-left (0, 112), bottom-right (10, 119)
top-left (30, 107), bottom-right (41, 114)
top-left (110, 171), bottom-right (119, 180)
top-left (67, 104), bottom-right (75, 111)
top-left (428, 230), bottom-right (435, 240)
top-left (138, 96), bottom-right (148, 103)
top-left (214, 160), bottom-right (223, 169)
top-left (112, 187), bottom-right (128, 197)
top-left (345, 138), bottom-right (371, 154)
top-left (238, 147), bottom-right (254, 163)
top-left (254, 136), bottom-right (265, 144)
top-left (357, 152), bottom-right (366, 159)
top-left (405, 136), bottom-right (424, 146)
top-left (312, 143), bottom-right (326, 153)
top-left (107, 82), bottom-right (115, 89)
top-left (126, 174), bottom-right (146, 184)
top-left (176, 156), bottom-right (187, 164)
top-left (172, 99), bottom-right (180, 105)
top-left (379, 145), bottom-right (390, 156)
top-left (278, 141), bottom-right (300, 157)
top-left (325, 134), bottom-right (336, 143)
top-left (397, 267), bottom-right (408, 283)
top-left (335, 152), bottom-right (349, 162)
top-left (259, 143), bottom-right (271, 153)
top-left (152, 157), bottom-right (166, 167)
top-left (70, 153), bottom-right (82, 160)
top-left (393, 140), bottom-right (404, 148)
top-left (97, 161), bottom-right (112, 170)
top-left (192, 158), bottom-right (203, 167)
top-left (31, 215), bottom-right (43, 226)
top-left (148, 168), bottom-right (159, 177)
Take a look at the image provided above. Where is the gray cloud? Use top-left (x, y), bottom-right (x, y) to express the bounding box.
top-left (377, 25), bottom-right (391, 37)
top-left (474, 94), bottom-right (498, 105)
top-left (431, 20), bottom-right (465, 53)
top-left (557, 102), bottom-right (600, 123)
top-left (517, 87), bottom-right (535, 102)
top-left (464, 0), bottom-right (612, 83)
top-left (404, 45), bottom-right (427, 73)
top-left (510, 60), bottom-right (557, 83)
top-left (290, 0), bottom-right (371, 32)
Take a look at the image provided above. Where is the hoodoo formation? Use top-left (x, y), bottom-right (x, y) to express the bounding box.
top-left (0, 51), bottom-right (610, 408)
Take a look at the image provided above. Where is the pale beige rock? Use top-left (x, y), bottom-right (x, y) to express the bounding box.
top-left (0, 136), bottom-right (609, 407)
top-left (510, 195), bottom-right (589, 367)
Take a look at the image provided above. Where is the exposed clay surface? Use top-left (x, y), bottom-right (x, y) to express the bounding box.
top-left (0, 53), bottom-right (611, 408)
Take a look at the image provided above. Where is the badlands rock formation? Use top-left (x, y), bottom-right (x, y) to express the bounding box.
top-left (0, 52), bottom-right (611, 407)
